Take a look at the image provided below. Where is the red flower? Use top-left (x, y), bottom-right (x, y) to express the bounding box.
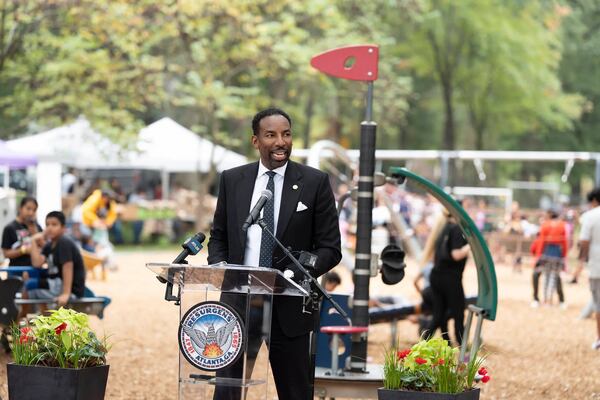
top-left (54, 322), bottom-right (67, 335)
top-left (481, 375), bottom-right (491, 383)
top-left (19, 334), bottom-right (32, 344)
top-left (436, 358), bottom-right (445, 366)
top-left (397, 349), bottom-right (411, 360)
top-left (415, 357), bottom-right (427, 365)
top-left (478, 367), bottom-right (488, 376)
top-left (19, 327), bottom-right (33, 344)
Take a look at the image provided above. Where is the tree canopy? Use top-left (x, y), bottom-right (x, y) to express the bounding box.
top-left (0, 0), bottom-right (597, 188)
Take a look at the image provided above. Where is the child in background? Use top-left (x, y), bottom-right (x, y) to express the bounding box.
top-left (28, 211), bottom-right (86, 308)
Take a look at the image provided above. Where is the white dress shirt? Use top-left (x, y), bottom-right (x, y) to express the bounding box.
top-left (243, 162), bottom-right (287, 267)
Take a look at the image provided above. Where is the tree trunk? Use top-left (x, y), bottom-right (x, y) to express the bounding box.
top-left (303, 91), bottom-right (314, 148)
top-left (398, 123), bottom-right (406, 150)
top-left (442, 81), bottom-right (455, 151)
top-left (475, 127), bottom-right (483, 151)
top-left (194, 104), bottom-right (220, 233)
top-left (441, 80), bottom-right (455, 185)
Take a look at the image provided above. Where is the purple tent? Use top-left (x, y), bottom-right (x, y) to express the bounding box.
top-left (0, 140), bottom-right (37, 168)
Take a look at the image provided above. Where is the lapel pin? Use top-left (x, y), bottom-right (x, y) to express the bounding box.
top-left (292, 184), bottom-right (298, 190)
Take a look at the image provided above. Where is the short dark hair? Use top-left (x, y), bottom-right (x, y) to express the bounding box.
top-left (587, 188), bottom-right (600, 204)
top-left (46, 211), bottom-right (66, 226)
top-left (324, 271), bottom-right (341, 286)
top-left (547, 209), bottom-right (559, 219)
top-left (251, 108), bottom-right (292, 136)
top-left (20, 196), bottom-right (38, 209)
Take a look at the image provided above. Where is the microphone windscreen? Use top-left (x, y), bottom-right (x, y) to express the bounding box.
top-left (261, 189), bottom-right (273, 200)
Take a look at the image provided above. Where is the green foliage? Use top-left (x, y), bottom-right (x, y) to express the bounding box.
top-left (383, 337), bottom-right (490, 394)
top-left (0, 0), bottom-right (596, 191)
top-left (396, 0), bottom-right (583, 152)
top-left (10, 308), bottom-right (109, 369)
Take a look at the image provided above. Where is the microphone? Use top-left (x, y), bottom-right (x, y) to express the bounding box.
top-left (242, 190), bottom-right (273, 232)
top-left (173, 232), bottom-right (206, 265)
top-left (157, 232), bottom-right (206, 285)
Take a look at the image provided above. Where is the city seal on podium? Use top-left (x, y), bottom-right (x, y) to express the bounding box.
top-left (178, 301), bottom-right (244, 371)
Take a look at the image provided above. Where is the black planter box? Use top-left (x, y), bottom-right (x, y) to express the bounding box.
top-left (7, 363), bottom-right (109, 400)
top-left (378, 388), bottom-right (480, 400)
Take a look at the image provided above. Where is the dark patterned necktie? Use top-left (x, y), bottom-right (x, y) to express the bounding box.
top-left (259, 171), bottom-right (276, 267)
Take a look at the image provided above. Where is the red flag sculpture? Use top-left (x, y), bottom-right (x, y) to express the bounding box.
top-left (310, 45), bottom-right (379, 81)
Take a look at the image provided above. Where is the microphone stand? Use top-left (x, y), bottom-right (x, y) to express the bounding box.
top-left (256, 218), bottom-right (351, 400)
top-left (164, 260), bottom-right (186, 305)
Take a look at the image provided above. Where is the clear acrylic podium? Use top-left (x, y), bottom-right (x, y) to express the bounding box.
top-left (147, 263), bottom-right (308, 400)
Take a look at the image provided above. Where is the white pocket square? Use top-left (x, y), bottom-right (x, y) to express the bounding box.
top-left (296, 201), bottom-right (308, 212)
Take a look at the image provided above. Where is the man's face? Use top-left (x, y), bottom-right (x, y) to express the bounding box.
top-left (45, 217), bottom-right (64, 240)
top-left (252, 114), bottom-right (292, 170)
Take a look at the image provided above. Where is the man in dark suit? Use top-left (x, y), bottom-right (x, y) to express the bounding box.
top-left (208, 107), bottom-right (341, 400)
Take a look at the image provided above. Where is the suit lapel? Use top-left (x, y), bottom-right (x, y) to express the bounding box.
top-left (236, 162), bottom-right (259, 248)
top-left (276, 161), bottom-right (303, 239)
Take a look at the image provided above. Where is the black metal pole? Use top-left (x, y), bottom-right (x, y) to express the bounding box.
top-left (350, 82), bottom-right (376, 372)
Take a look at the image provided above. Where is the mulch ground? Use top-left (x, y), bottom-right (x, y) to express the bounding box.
top-left (1, 249), bottom-right (599, 399)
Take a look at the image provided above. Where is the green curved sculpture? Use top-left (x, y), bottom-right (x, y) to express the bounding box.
top-left (389, 167), bottom-right (498, 321)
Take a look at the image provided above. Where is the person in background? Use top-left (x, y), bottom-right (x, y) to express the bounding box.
top-left (534, 209), bottom-right (567, 308)
top-left (423, 208), bottom-right (470, 346)
top-left (418, 212), bottom-right (452, 342)
top-left (528, 232), bottom-right (559, 308)
top-left (413, 261), bottom-right (440, 331)
top-left (81, 189), bottom-right (118, 270)
top-left (128, 187), bottom-right (147, 245)
top-left (28, 211), bottom-right (86, 308)
top-left (322, 271), bottom-right (399, 308)
top-left (2, 197), bottom-right (42, 272)
top-left (1, 197), bottom-right (43, 316)
top-left (82, 189), bottom-right (117, 231)
top-left (107, 178), bottom-right (125, 245)
top-left (474, 200), bottom-right (487, 233)
top-left (577, 188), bottom-right (600, 350)
top-left (61, 167), bottom-right (77, 195)
top-left (323, 271), bottom-right (342, 292)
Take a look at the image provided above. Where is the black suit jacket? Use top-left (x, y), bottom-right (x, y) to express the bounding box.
top-left (208, 160), bottom-right (342, 337)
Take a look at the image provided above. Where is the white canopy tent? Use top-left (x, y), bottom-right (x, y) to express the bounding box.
top-left (7, 117), bottom-right (247, 172)
top-left (7, 117), bottom-right (247, 217)
top-left (133, 117), bottom-right (247, 172)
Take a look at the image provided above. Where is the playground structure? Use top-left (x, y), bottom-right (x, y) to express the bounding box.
top-left (296, 145), bottom-right (600, 189)
top-left (308, 45), bottom-right (498, 399)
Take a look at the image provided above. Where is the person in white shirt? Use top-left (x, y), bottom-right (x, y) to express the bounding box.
top-left (578, 188), bottom-right (600, 350)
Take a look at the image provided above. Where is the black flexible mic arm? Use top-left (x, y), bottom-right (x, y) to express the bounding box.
top-left (256, 219), bottom-right (351, 325)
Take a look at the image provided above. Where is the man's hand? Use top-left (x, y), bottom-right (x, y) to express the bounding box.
top-left (56, 293), bottom-right (70, 307)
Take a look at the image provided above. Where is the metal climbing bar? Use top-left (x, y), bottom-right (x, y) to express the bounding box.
top-left (388, 167), bottom-right (498, 322)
